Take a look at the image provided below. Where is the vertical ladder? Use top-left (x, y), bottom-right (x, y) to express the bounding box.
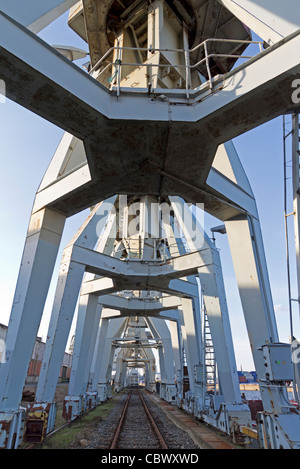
top-left (292, 113), bottom-right (300, 404)
top-left (292, 113), bottom-right (300, 299)
top-left (203, 310), bottom-right (216, 394)
top-left (284, 113), bottom-right (300, 405)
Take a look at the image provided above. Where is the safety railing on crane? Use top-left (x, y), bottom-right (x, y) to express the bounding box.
top-left (89, 38), bottom-right (264, 98)
top-left (113, 237), bottom-right (189, 260)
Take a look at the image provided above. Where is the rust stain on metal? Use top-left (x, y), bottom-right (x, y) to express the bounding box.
top-left (0, 419), bottom-right (12, 448)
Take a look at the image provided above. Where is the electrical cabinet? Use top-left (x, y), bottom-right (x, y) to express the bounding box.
top-left (262, 343), bottom-right (294, 381)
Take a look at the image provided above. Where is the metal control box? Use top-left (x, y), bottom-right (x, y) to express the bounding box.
top-left (262, 343), bottom-right (293, 381)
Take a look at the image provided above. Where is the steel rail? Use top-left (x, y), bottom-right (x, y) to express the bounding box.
top-left (109, 389), bottom-right (168, 449)
top-left (25, 389), bottom-right (168, 449)
top-left (110, 390), bottom-right (132, 449)
top-left (137, 390), bottom-right (168, 449)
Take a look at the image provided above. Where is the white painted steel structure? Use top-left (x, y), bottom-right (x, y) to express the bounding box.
top-left (0, 0), bottom-right (300, 450)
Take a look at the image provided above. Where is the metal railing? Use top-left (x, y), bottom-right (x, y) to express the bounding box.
top-left (113, 238), bottom-right (188, 260)
top-left (89, 38), bottom-right (264, 98)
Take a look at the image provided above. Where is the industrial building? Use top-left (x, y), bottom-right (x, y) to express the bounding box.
top-left (0, 323), bottom-right (72, 384)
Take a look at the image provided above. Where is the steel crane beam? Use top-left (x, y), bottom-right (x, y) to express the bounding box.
top-left (1, 11), bottom-right (300, 216)
top-left (0, 0), bottom-right (78, 33)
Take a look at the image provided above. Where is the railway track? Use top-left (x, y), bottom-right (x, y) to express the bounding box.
top-left (24, 388), bottom-right (198, 449)
top-left (109, 389), bottom-right (168, 449)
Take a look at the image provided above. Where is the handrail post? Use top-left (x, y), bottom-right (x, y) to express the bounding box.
top-left (203, 41), bottom-right (213, 89)
top-left (113, 36), bottom-right (124, 97)
top-left (117, 44), bottom-right (122, 97)
top-left (147, 62), bottom-right (153, 92)
top-left (183, 23), bottom-right (191, 99)
top-left (117, 60), bottom-right (121, 97)
top-left (184, 49), bottom-right (190, 99)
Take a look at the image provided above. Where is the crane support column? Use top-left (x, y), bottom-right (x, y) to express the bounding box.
top-left (146, 317), bottom-right (177, 403)
top-left (168, 319), bottom-right (183, 402)
top-left (62, 298), bottom-right (102, 422)
top-left (225, 214), bottom-right (300, 448)
top-left (90, 317), bottom-right (127, 402)
top-left (178, 299), bottom-right (202, 414)
top-left (113, 349), bottom-right (126, 393)
top-left (24, 200), bottom-right (116, 438)
top-left (0, 208), bottom-right (65, 448)
top-left (170, 196), bottom-right (251, 438)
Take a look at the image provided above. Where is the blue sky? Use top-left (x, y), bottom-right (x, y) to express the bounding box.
top-left (0, 12), bottom-right (298, 371)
